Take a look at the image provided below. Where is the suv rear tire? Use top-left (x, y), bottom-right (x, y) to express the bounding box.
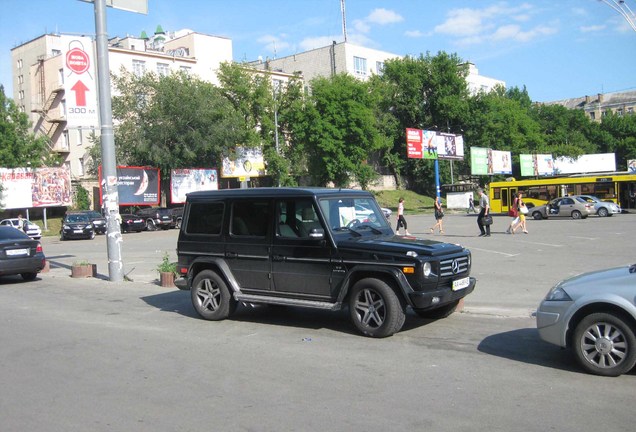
top-left (349, 278), bottom-right (405, 338)
top-left (191, 270), bottom-right (237, 320)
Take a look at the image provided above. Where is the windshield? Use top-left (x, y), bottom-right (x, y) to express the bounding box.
top-left (319, 196), bottom-right (390, 233)
top-left (66, 214), bottom-right (90, 223)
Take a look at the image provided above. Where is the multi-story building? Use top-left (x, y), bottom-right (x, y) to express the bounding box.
top-left (10, 27), bottom-right (232, 191)
top-left (248, 41), bottom-right (505, 94)
top-left (545, 90), bottom-right (636, 122)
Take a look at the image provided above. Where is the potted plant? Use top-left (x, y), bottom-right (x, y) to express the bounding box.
top-left (71, 260), bottom-right (96, 278)
top-left (157, 252), bottom-right (177, 287)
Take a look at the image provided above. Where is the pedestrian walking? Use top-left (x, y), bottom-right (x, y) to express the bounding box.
top-left (477, 188), bottom-right (491, 237)
top-left (506, 193), bottom-right (519, 234)
top-left (395, 197), bottom-right (410, 235)
top-left (467, 194), bottom-right (476, 214)
top-left (512, 191), bottom-right (529, 234)
top-left (430, 196), bottom-right (444, 234)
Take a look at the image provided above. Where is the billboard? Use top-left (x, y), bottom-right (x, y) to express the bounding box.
top-left (470, 147), bottom-right (512, 175)
top-left (61, 35), bottom-right (98, 127)
top-left (99, 166), bottom-right (160, 206)
top-left (0, 167), bottom-right (72, 209)
top-left (553, 153), bottom-right (616, 175)
top-left (406, 129), bottom-right (464, 160)
top-left (221, 147), bottom-right (266, 178)
top-left (170, 168), bottom-right (218, 204)
top-left (520, 154), bottom-right (555, 177)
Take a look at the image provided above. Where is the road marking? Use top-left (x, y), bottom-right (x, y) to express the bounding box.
top-left (569, 235), bottom-right (598, 241)
top-left (515, 240), bottom-right (564, 247)
top-left (468, 247), bottom-right (520, 257)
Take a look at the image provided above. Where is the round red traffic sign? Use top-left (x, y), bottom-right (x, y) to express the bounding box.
top-left (66, 48), bottom-right (90, 74)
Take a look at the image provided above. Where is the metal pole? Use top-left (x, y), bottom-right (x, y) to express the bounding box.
top-left (94, 0), bottom-right (124, 281)
top-left (434, 158), bottom-right (441, 198)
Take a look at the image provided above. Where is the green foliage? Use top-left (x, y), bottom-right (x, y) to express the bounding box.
top-left (156, 252), bottom-right (177, 275)
top-left (74, 184), bottom-right (91, 210)
top-left (0, 85), bottom-right (50, 168)
top-left (300, 74), bottom-right (384, 188)
top-left (110, 69), bottom-right (246, 178)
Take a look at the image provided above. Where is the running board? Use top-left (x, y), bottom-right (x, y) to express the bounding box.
top-left (234, 293), bottom-right (340, 310)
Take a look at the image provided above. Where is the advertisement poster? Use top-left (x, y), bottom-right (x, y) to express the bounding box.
top-left (61, 35), bottom-right (98, 127)
top-left (221, 147), bottom-right (266, 178)
top-left (0, 167), bottom-right (72, 209)
top-left (553, 153), bottom-right (616, 175)
top-left (406, 128), bottom-right (423, 159)
top-left (470, 148), bottom-right (512, 175)
top-left (99, 166), bottom-right (160, 206)
top-left (437, 133), bottom-right (465, 161)
top-left (520, 154), bottom-right (555, 177)
top-left (170, 168), bottom-right (218, 204)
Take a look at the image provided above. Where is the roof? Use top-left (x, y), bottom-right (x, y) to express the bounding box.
top-left (186, 187), bottom-right (373, 200)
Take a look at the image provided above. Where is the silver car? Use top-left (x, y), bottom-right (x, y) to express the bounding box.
top-left (574, 195), bottom-right (621, 217)
top-left (528, 196), bottom-right (594, 220)
top-left (536, 264), bottom-right (636, 376)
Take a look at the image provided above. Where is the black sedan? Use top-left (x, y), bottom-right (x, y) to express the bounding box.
top-left (81, 210), bottom-right (107, 234)
top-left (120, 213), bottom-right (145, 233)
top-left (60, 212), bottom-right (96, 240)
top-left (0, 226), bottom-right (46, 281)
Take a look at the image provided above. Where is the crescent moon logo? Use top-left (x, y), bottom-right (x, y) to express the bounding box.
top-left (133, 170), bottom-right (149, 196)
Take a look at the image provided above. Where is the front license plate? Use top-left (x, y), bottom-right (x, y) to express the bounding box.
top-left (452, 277), bottom-right (470, 291)
top-left (74, 229), bottom-right (84, 234)
top-left (7, 248), bottom-right (28, 256)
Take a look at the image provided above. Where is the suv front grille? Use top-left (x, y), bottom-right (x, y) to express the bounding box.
top-left (439, 256), bottom-right (469, 277)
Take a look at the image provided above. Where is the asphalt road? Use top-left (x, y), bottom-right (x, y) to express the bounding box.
top-left (1, 213), bottom-right (634, 431)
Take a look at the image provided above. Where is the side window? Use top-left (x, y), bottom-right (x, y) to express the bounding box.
top-left (231, 200), bottom-right (270, 237)
top-left (185, 202), bottom-right (224, 235)
top-left (275, 199), bottom-right (320, 238)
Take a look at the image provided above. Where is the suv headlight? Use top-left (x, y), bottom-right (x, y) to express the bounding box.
top-left (422, 261), bottom-right (432, 277)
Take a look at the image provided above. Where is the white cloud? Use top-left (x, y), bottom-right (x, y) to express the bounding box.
top-left (436, 2), bottom-right (557, 46)
top-left (580, 24), bottom-right (606, 33)
top-left (298, 36), bottom-right (338, 52)
top-left (405, 30), bottom-right (424, 38)
top-left (352, 19), bottom-right (371, 34)
top-left (257, 34), bottom-right (291, 54)
top-left (366, 8), bottom-right (404, 25)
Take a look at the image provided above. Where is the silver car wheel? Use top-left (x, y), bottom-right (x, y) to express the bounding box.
top-left (353, 288), bottom-right (387, 329)
top-left (580, 322), bottom-right (627, 367)
top-left (195, 278), bottom-right (221, 312)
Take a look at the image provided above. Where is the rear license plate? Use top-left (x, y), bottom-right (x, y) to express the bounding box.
top-left (452, 277), bottom-right (470, 291)
top-left (7, 248), bottom-right (28, 256)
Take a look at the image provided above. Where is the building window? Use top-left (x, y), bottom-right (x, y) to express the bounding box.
top-left (628, 107), bottom-right (634, 115)
top-left (617, 108), bottom-right (624, 117)
top-left (376, 61), bottom-right (384, 75)
top-left (179, 66), bottom-right (191, 74)
top-left (354, 56), bottom-right (367, 76)
top-left (18, 90), bottom-right (24, 100)
top-left (157, 63), bottom-right (170, 76)
top-left (17, 59), bottom-right (23, 69)
top-left (589, 111), bottom-right (595, 120)
top-left (78, 157), bottom-right (85, 176)
top-left (52, 49), bottom-right (61, 57)
top-left (602, 110), bottom-right (608, 118)
top-left (62, 130), bottom-right (69, 150)
top-left (132, 59), bottom-right (146, 76)
top-left (18, 75), bottom-right (23, 85)
top-left (59, 68), bottom-right (64, 85)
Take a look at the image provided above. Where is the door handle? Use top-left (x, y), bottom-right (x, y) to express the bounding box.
top-left (225, 252), bottom-right (238, 258)
top-left (273, 255), bottom-right (285, 262)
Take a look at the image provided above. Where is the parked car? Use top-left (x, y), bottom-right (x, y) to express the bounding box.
top-left (574, 195), bottom-right (621, 217)
top-left (176, 187), bottom-right (475, 338)
top-left (0, 218), bottom-right (42, 240)
top-left (80, 210), bottom-right (107, 234)
top-left (60, 212), bottom-right (96, 240)
top-left (0, 226), bottom-right (46, 281)
top-left (537, 263), bottom-right (636, 376)
top-left (136, 207), bottom-right (172, 231)
top-left (529, 196), bottom-right (594, 220)
top-left (169, 207), bottom-right (184, 229)
top-left (120, 212), bottom-right (145, 233)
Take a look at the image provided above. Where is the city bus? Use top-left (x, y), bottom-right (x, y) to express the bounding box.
top-left (488, 172), bottom-right (636, 214)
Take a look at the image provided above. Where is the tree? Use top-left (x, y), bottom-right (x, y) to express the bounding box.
top-left (374, 52), bottom-right (471, 194)
top-left (0, 85), bottom-right (50, 168)
top-left (598, 113), bottom-right (636, 170)
top-left (300, 74), bottom-right (385, 188)
top-left (94, 70), bottom-right (246, 179)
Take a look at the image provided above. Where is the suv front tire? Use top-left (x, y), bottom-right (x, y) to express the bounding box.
top-left (349, 278), bottom-right (406, 338)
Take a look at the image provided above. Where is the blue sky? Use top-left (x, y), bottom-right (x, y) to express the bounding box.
top-left (1, 0), bottom-right (634, 102)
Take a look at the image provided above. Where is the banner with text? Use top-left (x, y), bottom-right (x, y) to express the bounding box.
top-left (520, 154), bottom-right (555, 176)
top-left (406, 129), bottom-right (464, 160)
top-left (61, 35), bottom-right (98, 127)
top-left (470, 147), bottom-right (513, 175)
top-left (99, 166), bottom-right (160, 206)
top-left (0, 167), bottom-right (72, 209)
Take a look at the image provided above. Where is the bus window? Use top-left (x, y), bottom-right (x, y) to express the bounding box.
top-left (502, 189), bottom-right (509, 207)
top-left (493, 187), bottom-right (501, 200)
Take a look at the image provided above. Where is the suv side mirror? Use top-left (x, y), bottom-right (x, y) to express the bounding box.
top-left (309, 228), bottom-right (325, 239)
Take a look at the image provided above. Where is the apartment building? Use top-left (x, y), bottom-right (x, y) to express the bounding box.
top-left (545, 90), bottom-right (636, 122)
top-left (10, 27), bottom-right (232, 183)
top-left (248, 41), bottom-right (505, 95)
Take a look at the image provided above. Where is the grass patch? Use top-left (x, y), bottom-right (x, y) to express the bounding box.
top-left (32, 217), bottom-right (63, 238)
top-left (373, 190), bottom-right (437, 215)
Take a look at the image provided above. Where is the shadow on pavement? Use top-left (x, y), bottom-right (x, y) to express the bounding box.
top-left (477, 327), bottom-right (579, 373)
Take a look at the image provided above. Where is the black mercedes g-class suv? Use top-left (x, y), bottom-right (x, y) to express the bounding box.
top-left (176, 188), bottom-right (475, 337)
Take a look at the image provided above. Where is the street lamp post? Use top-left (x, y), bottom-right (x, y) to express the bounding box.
top-left (599, 0), bottom-right (636, 31)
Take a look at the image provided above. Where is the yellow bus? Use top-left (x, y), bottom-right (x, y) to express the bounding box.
top-left (488, 172), bottom-right (636, 214)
